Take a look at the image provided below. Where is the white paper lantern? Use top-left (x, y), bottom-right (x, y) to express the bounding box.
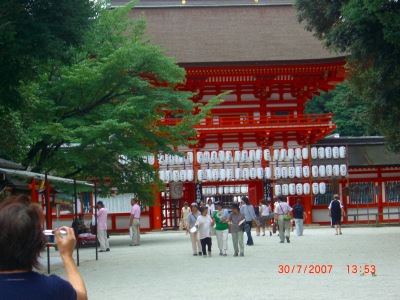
top-left (274, 184), bottom-right (281, 196)
top-left (325, 147), bottom-right (332, 159)
top-left (178, 155), bottom-right (185, 165)
top-left (180, 170), bottom-right (187, 181)
top-left (264, 149), bottom-right (271, 161)
top-left (303, 183), bottom-right (310, 195)
top-left (172, 155), bottom-right (179, 165)
top-left (282, 184), bottom-right (289, 196)
top-left (234, 151), bottom-right (241, 163)
top-left (289, 183), bottom-right (296, 195)
top-left (273, 149), bottom-right (280, 161)
top-left (339, 146), bottom-right (346, 158)
top-left (287, 148), bottom-right (294, 160)
top-left (211, 187), bottom-right (217, 195)
top-left (240, 186), bottom-right (247, 194)
top-left (219, 169), bottom-right (226, 181)
top-left (312, 182), bottom-right (319, 194)
top-left (311, 147), bottom-right (318, 159)
top-left (235, 186), bottom-right (241, 194)
top-left (318, 147), bottom-right (325, 159)
top-left (255, 149), bottom-right (262, 162)
top-left (257, 167), bottom-right (264, 179)
top-left (231, 186), bottom-right (236, 194)
top-left (211, 151), bottom-right (218, 163)
top-left (249, 150), bottom-right (256, 162)
top-left (218, 186), bottom-right (224, 194)
top-left (265, 167), bottom-right (272, 179)
top-left (296, 183), bottom-right (303, 195)
top-left (280, 149), bottom-right (287, 161)
top-left (295, 148), bottom-right (302, 160)
top-left (250, 168), bottom-right (257, 180)
top-left (302, 148), bottom-right (309, 160)
top-left (311, 165), bottom-right (319, 178)
top-left (187, 170), bottom-right (194, 181)
top-left (224, 186), bottom-right (230, 194)
top-left (158, 154), bottom-right (165, 165)
top-left (186, 152), bottom-right (193, 164)
top-left (274, 167), bottom-right (281, 179)
top-left (203, 151), bottom-right (210, 164)
top-left (325, 165), bottom-right (332, 177)
top-left (218, 150), bottom-right (225, 163)
top-left (165, 154), bottom-right (171, 165)
top-left (142, 156), bottom-right (148, 164)
top-left (165, 170), bottom-right (171, 183)
top-left (340, 164), bottom-right (347, 176)
top-left (303, 166), bottom-right (310, 178)
top-left (295, 166), bottom-right (302, 178)
top-left (319, 182), bottom-right (326, 194)
top-left (225, 150), bottom-right (232, 163)
top-left (319, 165), bottom-right (326, 177)
top-left (212, 169), bottom-right (219, 181)
top-left (333, 164), bottom-right (340, 176)
top-left (242, 168), bottom-right (250, 180)
top-left (159, 170), bottom-right (165, 182)
top-left (332, 146), bottom-right (339, 159)
top-left (288, 166), bottom-right (295, 179)
top-left (281, 167), bottom-right (288, 179)
top-left (197, 170), bottom-right (203, 181)
top-left (226, 169), bottom-right (234, 180)
top-left (148, 155), bottom-right (155, 165)
top-left (241, 150), bottom-right (248, 162)
top-left (206, 169), bottom-right (212, 181)
top-left (172, 170), bottom-right (179, 182)
top-left (197, 152), bottom-right (203, 164)
top-left (235, 168), bottom-right (242, 180)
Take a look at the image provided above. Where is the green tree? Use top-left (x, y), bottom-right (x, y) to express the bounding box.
top-left (11, 2), bottom-right (221, 203)
top-left (296, 0), bottom-right (400, 151)
top-left (305, 82), bottom-right (374, 136)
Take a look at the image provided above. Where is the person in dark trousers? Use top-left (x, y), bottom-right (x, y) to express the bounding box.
top-left (292, 199), bottom-right (307, 236)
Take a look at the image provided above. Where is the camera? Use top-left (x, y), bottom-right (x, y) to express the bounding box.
top-left (43, 229), bottom-right (66, 244)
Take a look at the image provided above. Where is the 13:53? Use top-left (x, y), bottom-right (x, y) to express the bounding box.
top-left (346, 264), bottom-right (376, 274)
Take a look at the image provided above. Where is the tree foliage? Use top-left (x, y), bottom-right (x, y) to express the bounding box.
top-left (1, 2), bottom-right (222, 203)
top-left (296, 0), bottom-right (400, 151)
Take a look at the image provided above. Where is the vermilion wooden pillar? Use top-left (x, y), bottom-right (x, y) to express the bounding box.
top-left (152, 191), bottom-right (163, 230)
top-left (303, 195), bottom-right (313, 224)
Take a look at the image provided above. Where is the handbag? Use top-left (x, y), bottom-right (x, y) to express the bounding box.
top-left (272, 221), bottom-right (277, 233)
top-left (283, 214), bottom-right (292, 221)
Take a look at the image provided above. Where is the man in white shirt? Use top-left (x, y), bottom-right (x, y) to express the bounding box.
top-left (274, 196), bottom-right (293, 243)
top-left (129, 198), bottom-right (141, 246)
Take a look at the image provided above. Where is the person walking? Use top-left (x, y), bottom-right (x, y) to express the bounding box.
top-left (0, 194), bottom-right (88, 300)
top-left (129, 198), bottom-right (141, 246)
top-left (274, 196), bottom-right (293, 243)
top-left (259, 200), bottom-right (273, 236)
top-left (187, 202), bottom-right (202, 256)
top-left (180, 202), bottom-right (191, 231)
top-left (206, 198), bottom-right (215, 217)
top-left (195, 206), bottom-right (214, 257)
top-left (328, 194), bottom-right (345, 235)
top-left (292, 199), bottom-right (307, 236)
top-left (96, 201), bottom-right (110, 252)
top-left (240, 196), bottom-right (257, 246)
top-left (213, 201), bottom-right (229, 256)
top-left (229, 203), bottom-right (245, 257)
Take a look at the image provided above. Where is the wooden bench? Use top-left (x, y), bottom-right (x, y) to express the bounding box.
top-left (347, 212), bottom-right (400, 225)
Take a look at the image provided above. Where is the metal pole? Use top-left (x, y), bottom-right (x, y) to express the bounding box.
top-left (45, 173), bottom-right (51, 274)
top-left (94, 182), bottom-right (98, 261)
top-left (74, 178), bottom-right (79, 266)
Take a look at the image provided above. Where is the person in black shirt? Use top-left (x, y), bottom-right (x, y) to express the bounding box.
top-left (292, 199), bottom-right (307, 236)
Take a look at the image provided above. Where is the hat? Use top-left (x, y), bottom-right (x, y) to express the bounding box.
top-left (190, 202), bottom-right (198, 207)
top-left (214, 201), bottom-right (222, 207)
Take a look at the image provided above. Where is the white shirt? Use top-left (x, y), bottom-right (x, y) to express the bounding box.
top-left (260, 204), bottom-right (271, 216)
top-left (274, 201), bottom-right (293, 215)
top-left (195, 214), bottom-right (212, 239)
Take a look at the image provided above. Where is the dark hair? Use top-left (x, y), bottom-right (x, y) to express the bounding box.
top-left (199, 206), bottom-right (208, 213)
top-left (232, 203), bottom-right (240, 211)
top-left (0, 195), bottom-right (47, 271)
top-left (241, 196), bottom-right (249, 205)
top-left (261, 200), bottom-right (267, 205)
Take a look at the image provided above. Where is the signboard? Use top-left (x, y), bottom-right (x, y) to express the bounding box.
top-left (264, 179), bottom-right (272, 202)
top-left (194, 182), bottom-right (202, 203)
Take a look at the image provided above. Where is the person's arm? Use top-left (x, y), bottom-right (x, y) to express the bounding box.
top-left (303, 211), bottom-right (307, 219)
top-left (55, 227), bottom-right (87, 300)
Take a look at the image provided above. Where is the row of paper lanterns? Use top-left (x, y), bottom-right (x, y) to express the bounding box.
top-left (202, 186), bottom-right (249, 195)
top-left (149, 146), bottom-right (347, 166)
top-left (159, 164), bottom-right (347, 183)
top-left (274, 182), bottom-right (327, 196)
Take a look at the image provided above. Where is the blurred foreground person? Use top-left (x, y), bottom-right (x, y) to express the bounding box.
top-left (0, 194), bottom-right (87, 300)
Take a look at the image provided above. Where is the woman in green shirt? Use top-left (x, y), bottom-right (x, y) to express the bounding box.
top-left (213, 201), bottom-right (230, 256)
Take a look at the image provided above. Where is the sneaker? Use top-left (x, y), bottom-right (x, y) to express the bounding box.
top-left (280, 241), bottom-right (284, 243)
top-left (219, 252), bottom-right (223, 256)
top-left (240, 253), bottom-right (244, 257)
top-left (234, 253), bottom-right (238, 257)
top-left (198, 252), bottom-right (202, 256)
top-left (223, 254), bottom-right (227, 257)
top-left (106, 248), bottom-right (110, 251)
top-left (286, 236), bottom-right (290, 243)
top-left (193, 253), bottom-right (198, 256)
top-left (269, 231), bottom-right (272, 236)
top-left (98, 250), bottom-right (106, 252)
